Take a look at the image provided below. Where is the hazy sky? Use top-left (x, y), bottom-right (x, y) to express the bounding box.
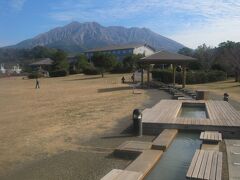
top-left (1, 0), bottom-right (240, 48)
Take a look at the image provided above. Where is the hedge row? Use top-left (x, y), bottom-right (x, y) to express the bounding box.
top-left (152, 70), bottom-right (227, 84)
top-left (83, 66), bottom-right (101, 75)
top-left (49, 70), bottom-right (68, 77)
top-left (27, 72), bottom-right (44, 79)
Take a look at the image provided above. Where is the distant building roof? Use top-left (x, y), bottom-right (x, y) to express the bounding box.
top-left (85, 43), bottom-right (155, 53)
top-left (139, 50), bottom-right (197, 64)
top-left (30, 58), bottom-right (54, 66)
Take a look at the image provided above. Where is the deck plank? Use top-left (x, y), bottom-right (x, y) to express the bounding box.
top-left (186, 150), bottom-right (200, 178)
top-left (192, 150), bottom-right (204, 178)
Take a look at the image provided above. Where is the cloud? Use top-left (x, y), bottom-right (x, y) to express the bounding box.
top-left (49, 0), bottom-right (240, 48)
top-left (9, 0), bottom-right (26, 11)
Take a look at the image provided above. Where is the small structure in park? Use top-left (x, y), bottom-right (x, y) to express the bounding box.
top-left (0, 64), bottom-right (22, 75)
top-left (139, 50), bottom-right (197, 88)
top-left (0, 64), bottom-right (6, 74)
top-left (29, 58), bottom-right (54, 76)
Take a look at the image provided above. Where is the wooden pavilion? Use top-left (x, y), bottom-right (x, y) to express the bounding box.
top-left (139, 50), bottom-right (197, 88)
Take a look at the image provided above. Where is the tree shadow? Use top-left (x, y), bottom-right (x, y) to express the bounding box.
top-left (218, 84), bottom-right (240, 89)
top-left (64, 76), bottom-right (102, 81)
top-left (98, 86), bottom-right (132, 93)
top-left (101, 124), bottom-right (134, 140)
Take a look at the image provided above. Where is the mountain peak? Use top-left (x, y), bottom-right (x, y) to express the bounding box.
top-left (9, 22), bottom-right (185, 52)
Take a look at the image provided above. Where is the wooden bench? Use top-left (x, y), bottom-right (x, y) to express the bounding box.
top-left (186, 150), bottom-right (222, 180)
top-left (101, 169), bottom-right (143, 180)
top-left (200, 131), bottom-right (222, 143)
top-left (152, 129), bottom-right (178, 151)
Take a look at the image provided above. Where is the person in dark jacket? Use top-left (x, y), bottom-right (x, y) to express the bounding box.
top-left (35, 78), bottom-right (40, 89)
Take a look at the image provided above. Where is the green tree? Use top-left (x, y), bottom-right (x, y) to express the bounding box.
top-left (193, 44), bottom-right (214, 70)
top-left (178, 47), bottom-right (194, 56)
top-left (216, 41), bottom-right (240, 82)
top-left (76, 54), bottom-right (90, 71)
top-left (123, 54), bottom-right (144, 72)
top-left (92, 52), bottom-right (117, 77)
top-left (51, 50), bottom-right (69, 71)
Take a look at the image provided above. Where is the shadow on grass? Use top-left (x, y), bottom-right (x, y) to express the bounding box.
top-left (101, 124), bottom-right (135, 139)
top-left (223, 80), bottom-right (237, 84)
top-left (64, 76), bottom-right (102, 81)
top-left (98, 86), bottom-right (132, 93)
top-left (218, 84), bottom-right (240, 89)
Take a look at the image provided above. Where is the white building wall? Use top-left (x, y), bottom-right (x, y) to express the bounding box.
top-left (133, 46), bottom-right (155, 56)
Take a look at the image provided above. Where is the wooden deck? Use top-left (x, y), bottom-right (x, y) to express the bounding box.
top-left (200, 131), bottom-right (222, 143)
top-left (186, 150), bottom-right (222, 180)
top-left (142, 100), bottom-right (240, 134)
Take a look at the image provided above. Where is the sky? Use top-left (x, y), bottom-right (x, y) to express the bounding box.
top-left (1, 0), bottom-right (240, 49)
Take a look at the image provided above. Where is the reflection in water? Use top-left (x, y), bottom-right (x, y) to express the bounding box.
top-left (180, 106), bottom-right (207, 118)
top-left (146, 132), bottom-right (201, 180)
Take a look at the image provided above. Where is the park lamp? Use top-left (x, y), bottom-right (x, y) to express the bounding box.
top-left (223, 93), bottom-right (229, 102)
top-left (132, 109), bottom-right (142, 136)
top-left (133, 109), bottom-right (142, 120)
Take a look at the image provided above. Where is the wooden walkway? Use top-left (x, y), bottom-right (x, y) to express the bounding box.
top-left (142, 100), bottom-right (240, 134)
top-left (200, 131), bottom-right (222, 143)
top-left (186, 150), bottom-right (222, 180)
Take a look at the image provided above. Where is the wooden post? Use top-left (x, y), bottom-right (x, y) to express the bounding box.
top-left (182, 65), bottom-right (186, 88)
top-left (172, 64), bottom-right (176, 87)
top-left (147, 66), bottom-right (150, 88)
top-left (141, 68), bottom-right (144, 87)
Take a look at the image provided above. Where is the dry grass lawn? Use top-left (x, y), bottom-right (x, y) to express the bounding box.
top-left (0, 74), bottom-right (149, 176)
top-left (187, 79), bottom-right (240, 101)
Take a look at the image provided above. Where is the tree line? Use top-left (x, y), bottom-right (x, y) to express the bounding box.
top-left (178, 41), bottom-right (240, 82)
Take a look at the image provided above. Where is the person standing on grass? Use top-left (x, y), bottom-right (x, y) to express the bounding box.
top-left (131, 73), bottom-right (135, 83)
top-left (35, 78), bottom-right (40, 89)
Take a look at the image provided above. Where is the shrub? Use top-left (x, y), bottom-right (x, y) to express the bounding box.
top-left (49, 70), bottom-right (68, 77)
top-left (110, 62), bottom-right (129, 73)
top-left (152, 69), bottom-right (175, 83)
top-left (83, 66), bottom-right (100, 75)
top-left (27, 72), bottom-right (43, 79)
top-left (152, 69), bottom-right (227, 84)
top-left (207, 70), bottom-right (227, 82)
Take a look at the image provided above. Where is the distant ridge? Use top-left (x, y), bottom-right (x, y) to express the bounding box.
top-left (7, 21), bottom-right (185, 52)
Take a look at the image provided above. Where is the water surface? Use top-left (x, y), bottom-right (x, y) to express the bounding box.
top-left (146, 131), bottom-right (201, 180)
top-left (180, 106), bottom-right (207, 118)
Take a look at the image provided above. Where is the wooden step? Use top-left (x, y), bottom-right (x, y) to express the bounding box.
top-left (186, 150), bottom-right (222, 180)
top-left (125, 150), bottom-right (163, 176)
top-left (152, 129), bottom-right (178, 151)
top-left (200, 131), bottom-right (222, 143)
top-left (114, 141), bottom-right (152, 158)
top-left (101, 169), bottom-right (143, 180)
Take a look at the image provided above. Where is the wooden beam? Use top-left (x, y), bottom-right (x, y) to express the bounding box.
top-left (182, 65), bottom-right (186, 88)
top-left (141, 68), bottom-right (144, 86)
top-left (172, 64), bottom-right (176, 86)
top-left (147, 66), bottom-right (150, 88)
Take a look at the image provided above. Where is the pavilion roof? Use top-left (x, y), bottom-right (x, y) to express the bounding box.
top-left (140, 50), bottom-right (197, 64)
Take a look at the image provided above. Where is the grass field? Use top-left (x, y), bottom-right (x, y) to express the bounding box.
top-left (188, 79), bottom-right (240, 101)
top-left (0, 74), bottom-right (150, 177)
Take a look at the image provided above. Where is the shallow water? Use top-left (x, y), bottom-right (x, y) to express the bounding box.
top-left (145, 131), bottom-right (202, 180)
top-left (180, 106), bottom-right (207, 118)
